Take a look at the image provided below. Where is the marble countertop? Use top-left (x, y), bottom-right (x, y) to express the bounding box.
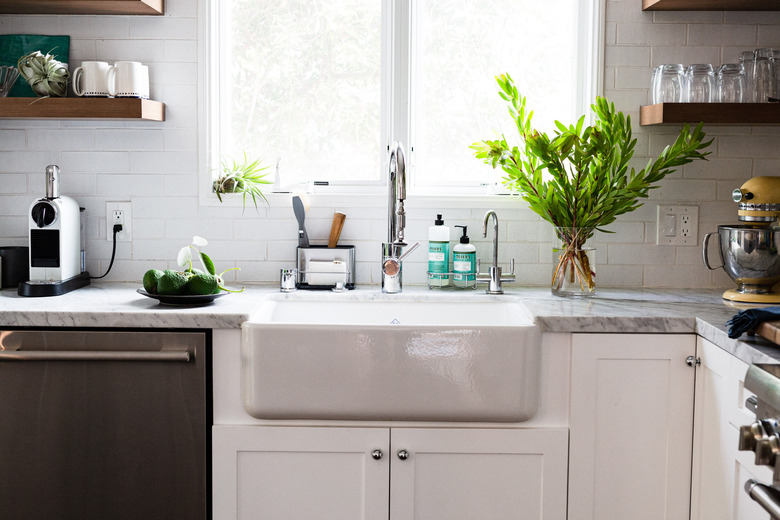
top-left (0, 283), bottom-right (777, 364)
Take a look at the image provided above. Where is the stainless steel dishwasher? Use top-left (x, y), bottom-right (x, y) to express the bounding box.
top-left (0, 328), bottom-right (209, 520)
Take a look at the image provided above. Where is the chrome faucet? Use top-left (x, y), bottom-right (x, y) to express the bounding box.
top-left (476, 210), bottom-right (515, 294)
top-left (382, 142), bottom-right (418, 293)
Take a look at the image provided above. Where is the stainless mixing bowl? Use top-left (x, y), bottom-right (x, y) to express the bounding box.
top-left (703, 224), bottom-right (780, 294)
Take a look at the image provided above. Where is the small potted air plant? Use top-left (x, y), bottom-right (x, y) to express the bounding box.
top-left (17, 50), bottom-right (69, 98)
top-left (212, 152), bottom-right (271, 212)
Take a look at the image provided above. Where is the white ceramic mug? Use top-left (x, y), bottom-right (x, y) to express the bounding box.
top-left (108, 61), bottom-right (150, 99)
top-left (72, 61), bottom-right (111, 97)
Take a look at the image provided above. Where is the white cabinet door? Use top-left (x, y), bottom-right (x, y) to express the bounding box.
top-left (691, 336), bottom-right (735, 520)
top-left (212, 426), bottom-right (390, 520)
top-left (390, 427), bottom-right (568, 520)
top-left (568, 334), bottom-right (696, 520)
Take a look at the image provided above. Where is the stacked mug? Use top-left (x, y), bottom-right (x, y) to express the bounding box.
top-left (651, 48), bottom-right (777, 103)
top-left (72, 61), bottom-right (150, 99)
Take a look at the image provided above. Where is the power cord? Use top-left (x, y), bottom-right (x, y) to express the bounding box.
top-left (90, 224), bottom-right (122, 279)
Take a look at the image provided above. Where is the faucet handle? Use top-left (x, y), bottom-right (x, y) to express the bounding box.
top-left (505, 258), bottom-right (515, 276)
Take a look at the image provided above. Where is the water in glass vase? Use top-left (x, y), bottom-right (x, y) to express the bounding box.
top-left (552, 227), bottom-right (595, 297)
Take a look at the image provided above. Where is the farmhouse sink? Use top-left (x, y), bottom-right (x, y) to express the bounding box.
top-left (241, 294), bottom-right (541, 422)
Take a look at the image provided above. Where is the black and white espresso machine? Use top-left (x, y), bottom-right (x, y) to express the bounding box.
top-left (18, 165), bottom-right (89, 296)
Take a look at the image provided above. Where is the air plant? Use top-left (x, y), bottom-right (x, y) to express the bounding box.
top-left (17, 50), bottom-right (69, 98)
top-left (212, 152), bottom-right (271, 212)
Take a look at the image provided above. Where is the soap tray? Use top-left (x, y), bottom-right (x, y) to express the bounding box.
top-left (296, 245), bottom-right (355, 290)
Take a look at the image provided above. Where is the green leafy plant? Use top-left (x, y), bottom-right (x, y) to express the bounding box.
top-left (212, 152), bottom-right (271, 212)
top-left (17, 50), bottom-right (69, 98)
top-left (471, 73), bottom-right (712, 293)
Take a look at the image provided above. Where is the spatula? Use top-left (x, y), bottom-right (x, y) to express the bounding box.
top-left (292, 196), bottom-right (309, 247)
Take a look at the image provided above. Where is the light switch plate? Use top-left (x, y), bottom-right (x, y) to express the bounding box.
top-left (656, 205), bottom-right (698, 246)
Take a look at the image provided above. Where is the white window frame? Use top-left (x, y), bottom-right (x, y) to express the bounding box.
top-left (197, 0), bottom-right (605, 208)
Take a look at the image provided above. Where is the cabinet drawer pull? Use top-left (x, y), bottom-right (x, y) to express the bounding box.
top-left (371, 449), bottom-right (383, 460)
top-left (397, 449), bottom-right (409, 460)
top-left (0, 350), bottom-right (191, 362)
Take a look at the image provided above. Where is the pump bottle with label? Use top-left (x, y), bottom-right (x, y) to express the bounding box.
top-left (453, 225), bottom-right (476, 289)
top-left (428, 214), bottom-right (450, 288)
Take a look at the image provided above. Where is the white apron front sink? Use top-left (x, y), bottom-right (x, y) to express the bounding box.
top-left (241, 294), bottom-right (541, 422)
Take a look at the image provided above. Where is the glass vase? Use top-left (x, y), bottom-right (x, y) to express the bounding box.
top-left (552, 227), bottom-right (595, 297)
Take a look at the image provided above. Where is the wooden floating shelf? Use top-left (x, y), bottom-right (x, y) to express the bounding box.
top-left (0, 0), bottom-right (163, 15)
top-left (0, 97), bottom-right (165, 121)
top-left (640, 103), bottom-right (780, 126)
top-left (643, 0), bottom-right (780, 10)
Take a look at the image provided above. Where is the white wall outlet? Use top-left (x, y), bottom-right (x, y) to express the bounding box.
top-left (656, 205), bottom-right (698, 246)
top-left (106, 202), bottom-right (132, 242)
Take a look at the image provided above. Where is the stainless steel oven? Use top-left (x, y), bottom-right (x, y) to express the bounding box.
top-left (739, 363), bottom-right (780, 518)
top-left (0, 328), bottom-right (209, 520)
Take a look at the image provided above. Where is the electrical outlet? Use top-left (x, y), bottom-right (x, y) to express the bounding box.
top-left (656, 205), bottom-right (698, 246)
top-left (106, 202), bottom-right (132, 242)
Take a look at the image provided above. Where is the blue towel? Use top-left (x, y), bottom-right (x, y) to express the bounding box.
top-left (727, 307), bottom-right (780, 338)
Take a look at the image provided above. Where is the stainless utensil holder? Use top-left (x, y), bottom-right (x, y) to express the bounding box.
top-left (296, 245), bottom-right (355, 290)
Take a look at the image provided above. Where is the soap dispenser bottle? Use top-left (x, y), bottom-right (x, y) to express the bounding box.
top-left (428, 214), bottom-right (450, 288)
top-left (453, 225), bottom-right (476, 289)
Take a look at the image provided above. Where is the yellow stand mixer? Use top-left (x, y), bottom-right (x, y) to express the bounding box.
top-left (703, 176), bottom-right (780, 303)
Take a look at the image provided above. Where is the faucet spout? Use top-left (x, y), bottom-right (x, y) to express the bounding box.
top-left (387, 142), bottom-right (407, 246)
top-left (483, 210), bottom-right (499, 268)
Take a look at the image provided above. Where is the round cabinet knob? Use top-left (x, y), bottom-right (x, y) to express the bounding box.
top-left (685, 356), bottom-right (701, 367)
top-left (371, 449), bottom-right (383, 460)
top-left (397, 449), bottom-right (409, 460)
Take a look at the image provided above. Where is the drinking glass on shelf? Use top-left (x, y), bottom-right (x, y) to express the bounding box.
top-left (717, 63), bottom-right (748, 103)
top-left (739, 50), bottom-right (756, 102)
top-left (650, 65), bottom-right (663, 104)
top-left (685, 64), bottom-right (715, 102)
top-left (653, 64), bottom-right (686, 103)
top-left (753, 48), bottom-right (776, 103)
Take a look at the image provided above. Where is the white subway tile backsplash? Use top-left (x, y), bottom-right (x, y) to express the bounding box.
top-left (26, 129), bottom-right (95, 151)
top-left (617, 23), bottom-right (686, 46)
top-left (129, 17), bottom-right (197, 40)
top-left (94, 129), bottom-right (164, 151)
top-left (0, 130), bottom-right (26, 151)
top-left (605, 46), bottom-right (651, 67)
top-left (94, 39), bottom-right (165, 63)
top-left (687, 24), bottom-right (756, 47)
top-left (62, 151), bottom-right (129, 172)
top-left (0, 0), bottom-right (778, 290)
top-left (59, 16), bottom-right (130, 39)
top-left (650, 46), bottom-right (721, 68)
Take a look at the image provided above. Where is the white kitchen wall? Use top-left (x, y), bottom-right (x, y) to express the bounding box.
top-left (0, 0), bottom-right (778, 289)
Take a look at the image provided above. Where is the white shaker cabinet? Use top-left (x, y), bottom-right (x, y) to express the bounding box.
top-left (568, 333), bottom-right (697, 520)
top-left (213, 425), bottom-right (568, 520)
top-left (389, 427), bottom-right (568, 520)
top-left (212, 426), bottom-right (390, 520)
top-left (690, 337), bottom-right (773, 520)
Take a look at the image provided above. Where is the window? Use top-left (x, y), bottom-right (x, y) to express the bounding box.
top-left (207, 0), bottom-right (602, 195)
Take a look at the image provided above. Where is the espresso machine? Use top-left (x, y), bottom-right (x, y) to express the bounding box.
top-left (18, 165), bottom-right (89, 296)
top-left (703, 176), bottom-right (780, 303)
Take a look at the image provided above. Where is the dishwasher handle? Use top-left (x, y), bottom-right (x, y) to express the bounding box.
top-left (0, 350), bottom-right (191, 362)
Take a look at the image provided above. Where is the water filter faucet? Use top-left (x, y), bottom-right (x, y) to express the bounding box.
top-left (476, 210), bottom-right (515, 294)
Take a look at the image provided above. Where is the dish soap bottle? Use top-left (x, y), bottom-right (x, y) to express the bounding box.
top-left (428, 214), bottom-right (450, 288)
top-left (453, 225), bottom-right (476, 289)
